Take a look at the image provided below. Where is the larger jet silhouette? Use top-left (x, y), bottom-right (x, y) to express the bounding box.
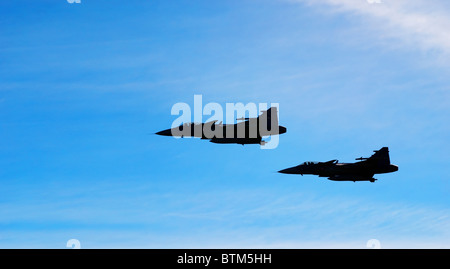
top-left (156, 107), bottom-right (287, 146)
top-left (278, 147), bottom-right (398, 182)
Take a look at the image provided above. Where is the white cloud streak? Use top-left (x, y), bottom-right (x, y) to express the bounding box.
top-left (293, 0), bottom-right (450, 56)
top-left (152, 190), bottom-right (450, 248)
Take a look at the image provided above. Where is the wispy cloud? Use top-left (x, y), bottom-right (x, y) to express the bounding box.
top-left (148, 189), bottom-right (450, 248)
top-left (293, 0), bottom-right (450, 57)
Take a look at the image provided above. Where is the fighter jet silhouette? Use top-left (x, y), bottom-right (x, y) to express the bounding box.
top-left (278, 147), bottom-right (398, 182)
top-left (156, 107), bottom-right (287, 146)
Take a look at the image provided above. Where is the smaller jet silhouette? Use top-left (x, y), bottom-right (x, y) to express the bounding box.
top-left (156, 107), bottom-right (287, 146)
top-left (278, 147), bottom-right (398, 182)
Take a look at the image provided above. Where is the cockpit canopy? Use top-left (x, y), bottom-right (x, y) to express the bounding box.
top-left (302, 161), bottom-right (319, 166)
top-left (177, 122), bottom-right (202, 127)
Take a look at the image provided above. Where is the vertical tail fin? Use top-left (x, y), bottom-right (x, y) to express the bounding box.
top-left (369, 147), bottom-right (391, 165)
top-left (258, 107), bottom-right (279, 132)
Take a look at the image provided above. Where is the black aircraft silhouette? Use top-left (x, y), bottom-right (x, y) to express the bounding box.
top-left (278, 147), bottom-right (398, 182)
top-left (156, 107), bottom-right (287, 146)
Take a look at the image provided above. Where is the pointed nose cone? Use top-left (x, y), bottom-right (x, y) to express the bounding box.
top-left (391, 164), bottom-right (399, 172)
top-left (279, 126), bottom-right (287, 134)
top-left (278, 166), bottom-right (299, 174)
top-left (155, 129), bottom-right (172, 136)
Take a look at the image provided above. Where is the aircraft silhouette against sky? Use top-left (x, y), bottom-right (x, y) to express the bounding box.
top-left (278, 147), bottom-right (398, 182)
top-left (156, 107), bottom-right (287, 146)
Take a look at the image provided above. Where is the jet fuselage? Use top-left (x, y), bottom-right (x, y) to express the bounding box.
top-left (278, 147), bottom-right (398, 182)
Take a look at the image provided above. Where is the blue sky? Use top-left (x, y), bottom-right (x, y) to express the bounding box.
top-left (0, 0), bottom-right (449, 248)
